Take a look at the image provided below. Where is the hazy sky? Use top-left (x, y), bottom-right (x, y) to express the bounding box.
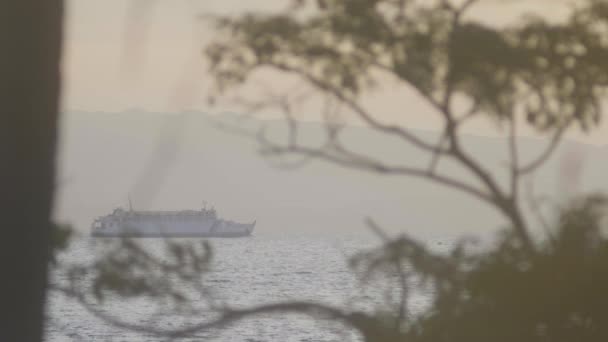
top-left (62, 0), bottom-right (608, 143)
top-left (57, 1), bottom-right (606, 236)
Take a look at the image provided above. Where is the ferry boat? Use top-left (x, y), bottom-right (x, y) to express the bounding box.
top-left (91, 205), bottom-right (255, 238)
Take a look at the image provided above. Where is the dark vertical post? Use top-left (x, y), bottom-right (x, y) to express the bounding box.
top-left (0, 1), bottom-right (63, 341)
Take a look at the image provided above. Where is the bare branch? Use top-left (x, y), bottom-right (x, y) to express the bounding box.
top-left (443, 110), bottom-right (504, 200)
top-left (457, 0), bottom-right (480, 15)
top-left (428, 130), bottom-right (449, 174)
top-left (439, 0), bottom-right (480, 14)
top-left (257, 130), bottom-right (493, 204)
top-left (440, 107), bottom-right (536, 253)
top-left (508, 114), bottom-right (519, 200)
top-left (54, 284), bottom-right (355, 340)
top-left (434, 0), bottom-right (517, 223)
top-left (262, 55), bottom-right (537, 254)
top-left (278, 95), bottom-right (298, 148)
top-left (366, 219), bottom-right (409, 328)
top-left (371, 61), bottom-right (446, 115)
top-left (244, 62), bottom-right (510, 220)
top-left (266, 62), bottom-right (450, 156)
top-left (524, 177), bottom-right (556, 245)
top-left (518, 119), bottom-right (572, 175)
top-left (365, 217), bottom-right (391, 242)
top-left (455, 99), bottom-right (481, 126)
top-left (440, 0), bottom-right (481, 112)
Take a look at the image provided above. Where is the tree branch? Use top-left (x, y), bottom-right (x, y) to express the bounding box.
top-left (53, 284), bottom-right (355, 340)
top-left (257, 130), bottom-right (493, 204)
top-left (428, 130), bottom-right (449, 174)
top-left (366, 219), bottom-right (409, 329)
top-left (508, 114), bottom-right (520, 200)
top-left (259, 62), bottom-right (537, 251)
top-left (518, 118), bottom-right (572, 175)
top-left (265, 62), bottom-right (450, 156)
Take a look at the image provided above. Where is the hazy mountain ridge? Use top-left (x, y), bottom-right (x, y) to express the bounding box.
top-left (55, 111), bottom-right (607, 239)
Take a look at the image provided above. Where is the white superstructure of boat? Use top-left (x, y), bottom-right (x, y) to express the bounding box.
top-left (91, 206), bottom-right (255, 238)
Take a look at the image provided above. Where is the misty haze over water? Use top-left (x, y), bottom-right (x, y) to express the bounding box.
top-left (55, 110), bottom-right (608, 240)
top-left (48, 236), bottom-right (387, 341)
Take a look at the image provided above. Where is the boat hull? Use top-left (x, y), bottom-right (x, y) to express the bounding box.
top-left (91, 230), bottom-right (253, 238)
top-left (91, 216), bottom-right (255, 238)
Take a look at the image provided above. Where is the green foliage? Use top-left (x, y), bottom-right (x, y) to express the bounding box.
top-left (50, 222), bottom-right (73, 265)
top-left (91, 240), bottom-right (211, 303)
top-left (49, 2), bottom-right (608, 340)
top-left (60, 238), bottom-right (213, 313)
top-left (205, 0), bottom-right (608, 131)
top-left (350, 195), bottom-right (608, 341)
top-left (53, 196), bottom-right (608, 341)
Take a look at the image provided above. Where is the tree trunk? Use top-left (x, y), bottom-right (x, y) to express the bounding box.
top-left (0, 1), bottom-right (63, 341)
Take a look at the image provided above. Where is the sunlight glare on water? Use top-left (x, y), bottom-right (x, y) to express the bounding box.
top-left (47, 234), bottom-right (449, 341)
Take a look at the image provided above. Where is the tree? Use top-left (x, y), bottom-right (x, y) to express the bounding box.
top-left (47, 1), bottom-right (608, 341)
top-left (346, 194), bottom-right (608, 341)
top-left (0, 1), bottom-right (63, 341)
top-left (204, 0), bottom-right (608, 254)
top-left (204, 0), bottom-right (608, 339)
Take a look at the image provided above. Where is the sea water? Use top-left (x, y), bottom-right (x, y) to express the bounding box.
top-left (46, 234), bottom-right (449, 342)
